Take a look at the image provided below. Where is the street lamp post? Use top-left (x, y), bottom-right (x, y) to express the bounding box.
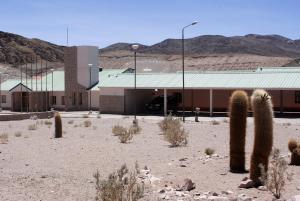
top-left (50, 68), bottom-right (54, 110)
top-left (88, 63), bottom-right (93, 113)
top-left (131, 44), bottom-right (139, 123)
top-left (182, 21), bottom-right (198, 122)
top-left (0, 72), bottom-right (2, 111)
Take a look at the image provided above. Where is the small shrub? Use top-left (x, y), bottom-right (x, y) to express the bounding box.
top-left (112, 125), bottom-right (127, 136)
top-left (68, 120), bottom-right (74, 124)
top-left (211, 120), bottom-right (220, 125)
top-left (44, 120), bottom-right (52, 126)
top-left (260, 148), bottom-right (293, 199)
top-left (14, 132), bottom-right (22, 137)
top-left (164, 121), bottom-right (188, 147)
top-left (28, 123), bottom-right (37, 130)
top-left (0, 133), bottom-right (8, 144)
top-left (131, 120), bottom-right (142, 134)
top-left (82, 114), bottom-right (89, 118)
top-left (84, 120), bottom-right (92, 127)
top-left (158, 114), bottom-right (180, 133)
top-left (30, 115), bottom-right (38, 120)
top-left (205, 148), bottom-right (215, 156)
top-left (118, 129), bottom-right (133, 144)
top-left (93, 163), bottom-right (144, 201)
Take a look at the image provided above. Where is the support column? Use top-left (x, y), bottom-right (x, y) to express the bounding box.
top-left (164, 88), bottom-right (167, 116)
top-left (280, 90), bottom-right (283, 114)
top-left (209, 89), bottom-right (213, 117)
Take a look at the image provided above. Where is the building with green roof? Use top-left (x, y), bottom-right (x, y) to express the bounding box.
top-left (1, 65), bottom-right (300, 116)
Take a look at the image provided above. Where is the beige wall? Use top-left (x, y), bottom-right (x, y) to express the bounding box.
top-left (1, 91), bottom-right (12, 109)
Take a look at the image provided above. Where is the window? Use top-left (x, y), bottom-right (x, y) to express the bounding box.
top-left (72, 92), bottom-right (76, 105)
top-left (1, 95), bottom-right (6, 103)
top-left (79, 93), bottom-right (83, 105)
top-left (295, 91), bottom-right (300, 104)
top-left (51, 96), bottom-right (57, 105)
top-left (61, 96), bottom-right (65, 105)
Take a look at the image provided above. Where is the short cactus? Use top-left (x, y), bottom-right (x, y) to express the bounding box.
top-left (54, 112), bottom-right (62, 138)
top-left (288, 139), bottom-right (300, 165)
top-left (229, 90), bottom-right (248, 173)
top-left (250, 89), bottom-right (273, 185)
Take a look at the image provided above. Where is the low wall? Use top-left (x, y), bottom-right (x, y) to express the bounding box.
top-left (0, 112), bottom-right (54, 121)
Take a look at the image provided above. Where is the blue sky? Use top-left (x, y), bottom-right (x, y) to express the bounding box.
top-left (1, 0), bottom-right (299, 48)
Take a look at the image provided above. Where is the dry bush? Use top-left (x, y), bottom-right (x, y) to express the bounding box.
top-left (211, 120), bottom-right (220, 125)
top-left (0, 133), bottom-right (8, 144)
top-left (84, 120), bottom-right (92, 127)
top-left (68, 120), bottom-right (74, 124)
top-left (131, 120), bottom-right (142, 134)
top-left (205, 148), bottom-right (215, 156)
top-left (44, 120), bottom-right (52, 126)
top-left (28, 123), bottom-right (37, 130)
top-left (93, 163), bottom-right (144, 201)
top-left (112, 125), bottom-right (127, 136)
top-left (14, 132), bottom-right (22, 137)
top-left (118, 129), bottom-right (133, 144)
top-left (82, 114), bottom-right (89, 118)
top-left (158, 114), bottom-right (180, 133)
top-left (260, 148), bottom-right (293, 199)
top-left (163, 121), bottom-right (188, 147)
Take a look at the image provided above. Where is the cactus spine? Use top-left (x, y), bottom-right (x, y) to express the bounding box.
top-left (54, 112), bottom-right (62, 138)
top-left (288, 139), bottom-right (300, 165)
top-left (229, 90), bottom-right (248, 173)
top-left (250, 89), bottom-right (273, 185)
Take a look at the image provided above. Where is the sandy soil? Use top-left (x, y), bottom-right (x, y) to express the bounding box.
top-left (0, 115), bottom-right (300, 201)
top-left (100, 52), bottom-right (294, 72)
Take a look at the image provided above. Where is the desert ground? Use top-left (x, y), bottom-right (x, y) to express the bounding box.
top-left (100, 51), bottom-right (295, 72)
top-left (0, 113), bottom-right (300, 201)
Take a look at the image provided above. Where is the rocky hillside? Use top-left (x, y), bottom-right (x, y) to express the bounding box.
top-left (101, 34), bottom-right (300, 57)
top-left (0, 31), bottom-right (64, 65)
top-left (1, 31), bottom-right (300, 70)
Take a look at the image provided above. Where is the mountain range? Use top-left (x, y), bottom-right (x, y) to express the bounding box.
top-left (0, 31), bottom-right (300, 74)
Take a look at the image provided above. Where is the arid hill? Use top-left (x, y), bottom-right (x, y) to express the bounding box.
top-left (0, 31), bottom-right (300, 76)
top-left (0, 31), bottom-right (64, 65)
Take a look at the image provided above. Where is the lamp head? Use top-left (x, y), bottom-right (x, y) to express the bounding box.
top-left (192, 21), bottom-right (198, 25)
top-left (131, 44), bottom-right (139, 50)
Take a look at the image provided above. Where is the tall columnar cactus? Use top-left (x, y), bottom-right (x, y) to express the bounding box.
top-left (229, 90), bottom-right (248, 173)
top-left (54, 112), bottom-right (62, 138)
top-left (288, 139), bottom-right (300, 165)
top-left (250, 89), bottom-right (273, 185)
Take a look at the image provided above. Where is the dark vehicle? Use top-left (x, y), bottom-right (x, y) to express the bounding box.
top-left (145, 93), bottom-right (181, 113)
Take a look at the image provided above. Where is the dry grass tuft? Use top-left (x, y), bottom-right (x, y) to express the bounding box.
top-left (211, 120), bottom-right (220, 125)
top-left (44, 120), bottom-right (52, 126)
top-left (84, 120), bottom-right (92, 127)
top-left (28, 123), bottom-right (37, 130)
top-left (14, 132), bottom-right (22, 137)
top-left (82, 114), bottom-right (89, 118)
top-left (205, 148), bottom-right (215, 156)
top-left (112, 125), bottom-right (134, 143)
top-left (260, 148), bottom-right (293, 199)
top-left (112, 125), bottom-right (127, 136)
top-left (118, 129), bottom-right (133, 144)
top-left (131, 120), bottom-right (142, 134)
top-left (68, 120), bottom-right (74, 124)
top-left (158, 114), bottom-right (180, 133)
top-left (158, 114), bottom-right (188, 147)
top-left (94, 163), bottom-right (144, 201)
top-left (0, 133), bottom-right (8, 144)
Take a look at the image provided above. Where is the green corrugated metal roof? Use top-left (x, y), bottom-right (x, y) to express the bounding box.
top-left (2, 68), bottom-right (300, 91)
top-left (95, 68), bottom-right (300, 90)
top-left (1, 71), bottom-right (65, 91)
